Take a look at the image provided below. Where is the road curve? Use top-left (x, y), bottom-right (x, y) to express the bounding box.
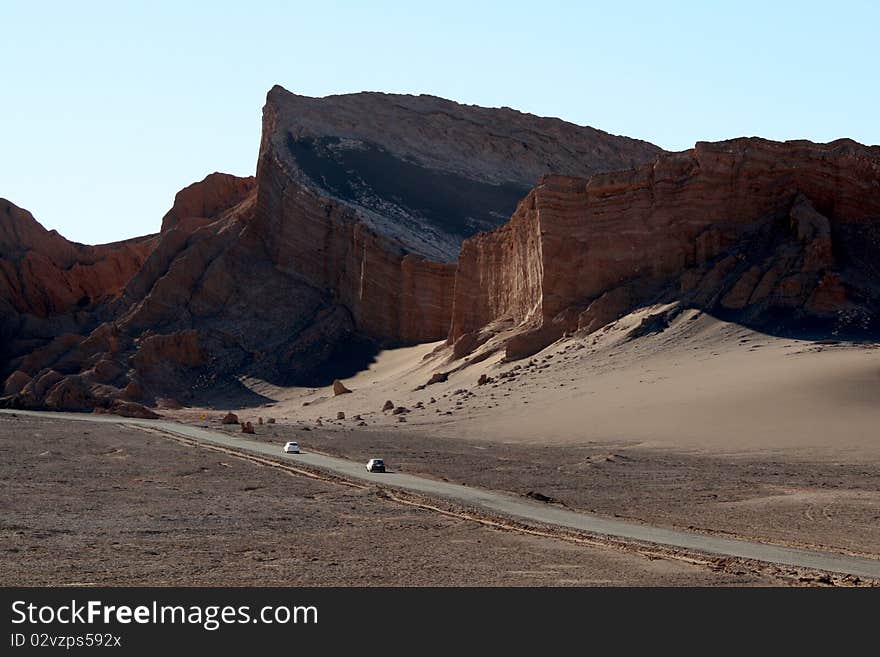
top-left (4, 409), bottom-right (880, 580)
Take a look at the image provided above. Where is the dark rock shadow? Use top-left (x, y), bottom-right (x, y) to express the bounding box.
top-left (184, 377), bottom-right (275, 411)
top-left (277, 334), bottom-right (381, 388)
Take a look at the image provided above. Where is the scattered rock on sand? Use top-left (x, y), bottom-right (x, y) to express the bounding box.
top-left (357, 421), bottom-right (367, 426)
top-left (258, 417), bottom-right (264, 425)
top-left (426, 372), bottom-right (449, 386)
top-left (477, 374), bottom-right (494, 386)
top-left (221, 412), bottom-right (239, 425)
top-left (392, 406), bottom-right (409, 415)
top-left (382, 400), bottom-right (394, 411)
top-left (241, 421), bottom-right (255, 434)
top-left (109, 401), bottom-right (160, 419)
top-left (628, 312), bottom-right (671, 339)
top-left (525, 491), bottom-right (556, 504)
top-left (267, 417), bottom-right (276, 424)
top-left (336, 411), bottom-right (346, 420)
top-left (333, 380), bottom-right (352, 395)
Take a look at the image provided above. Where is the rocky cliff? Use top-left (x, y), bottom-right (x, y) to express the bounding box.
top-left (260, 86), bottom-right (662, 262)
top-left (1, 176), bottom-right (262, 413)
top-left (2, 87), bottom-right (663, 412)
top-left (449, 138), bottom-right (880, 360)
top-left (0, 199), bottom-right (156, 372)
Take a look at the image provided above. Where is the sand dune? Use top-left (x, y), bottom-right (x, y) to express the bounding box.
top-left (233, 307), bottom-right (880, 463)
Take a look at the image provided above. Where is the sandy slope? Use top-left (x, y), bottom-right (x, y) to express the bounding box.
top-left (227, 307), bottom-right (880, 462)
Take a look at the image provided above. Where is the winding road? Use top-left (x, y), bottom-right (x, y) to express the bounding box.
top-left (4, 409), bottom-right (880, 580)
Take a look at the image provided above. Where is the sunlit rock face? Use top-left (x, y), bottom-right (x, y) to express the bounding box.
top-left (260, 86), bottom-right (662, 262)
top-left (449, 138), bottom-right (880, 360)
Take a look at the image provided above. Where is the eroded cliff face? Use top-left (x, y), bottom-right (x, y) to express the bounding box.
top-left (0, 199), bottom-right (156, 371)
top-left (260, 86), bottom-right (662, 261)
top-left (449, 138), bottom-right (880, 360)
top-left (4, 172), bottom-right (366, 408)
top-left (255, 102), bottom-right (455, 344)
top-left (0, 200), bottom-right (156, 318)
top-left (1, 176), bottom-right (265, 413)
top-left (248, 86), bottom-right (661, 345)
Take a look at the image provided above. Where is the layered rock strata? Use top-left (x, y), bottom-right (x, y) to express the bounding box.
top-left (261, 86), bottom-right (662, 261)
top-left (449, 138), bottom-right (880, 359)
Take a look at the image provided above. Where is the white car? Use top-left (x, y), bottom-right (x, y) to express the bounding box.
top-left (283, 441), bottom-right (300, 454)
top-left (365, 458), bottom-right (385, 473)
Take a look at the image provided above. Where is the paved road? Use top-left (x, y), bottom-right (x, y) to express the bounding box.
top-left (4, 409), bottom-right (880, 579)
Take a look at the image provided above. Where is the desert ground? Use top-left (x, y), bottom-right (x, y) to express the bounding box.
top-left (0, 412), bottom-right (773, 586)
top-left (174, 309), bottom-right (880, 561)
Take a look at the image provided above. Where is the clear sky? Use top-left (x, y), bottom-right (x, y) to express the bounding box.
top-left (2, 1), bottom-right (877, 245)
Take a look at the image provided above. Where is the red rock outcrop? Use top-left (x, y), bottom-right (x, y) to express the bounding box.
top-left (449, 138), bottom-right (880, 359)
top-left (0, 173), bottom-right (257, 411)
top-left (106, 401), bottom-right (160, 419)
top-left (0, 199), bottom-right (157, 410)
top-left (0, 200), bottom-right (155, 319)
top-left (160, 172), bottom-right (256, 232)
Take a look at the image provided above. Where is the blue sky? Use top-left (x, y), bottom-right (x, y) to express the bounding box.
top-left (1, 1), bottom-right (877, 244)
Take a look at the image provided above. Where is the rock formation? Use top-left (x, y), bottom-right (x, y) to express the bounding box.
top-left (0, 174), bottom-right (257, 411)
top-left (0, 199), bottom-right (156, 365)
top-left (252, 87), bottom-right (660, 345)
top-left (3, 88), bottom-right (879, 416)
top-left (261, 86), bottom-right (662, 261)
top-left (3, 87), bottom-right (660, 413)
top-left (449, 138), bottom-right (880, 360)
top-left (160, 172), bottom-right (256, 233)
